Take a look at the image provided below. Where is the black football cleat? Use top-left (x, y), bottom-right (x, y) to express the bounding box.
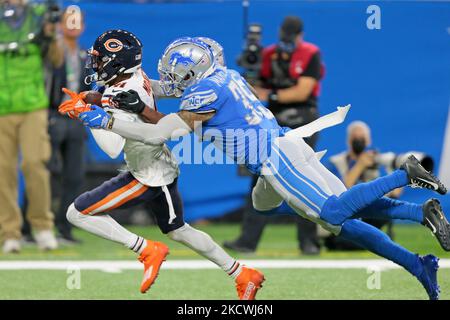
top-left (422, 199), bottom-right (450, 251)
top-left (401, 155), bottom-right (447, 195)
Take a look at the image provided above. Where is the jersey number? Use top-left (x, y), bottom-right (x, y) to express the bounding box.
top-left (228, 76), bottom-right (274, 125)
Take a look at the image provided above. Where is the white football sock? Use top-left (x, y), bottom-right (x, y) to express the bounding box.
top-left (66, 203), bottom-right (147, 254)
top-left (168, 223), bottom-right (242, 278)
top-left (227, 261), bottom-right (244, 279)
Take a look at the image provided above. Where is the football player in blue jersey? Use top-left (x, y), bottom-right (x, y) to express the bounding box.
top-left (77, 37), bottom-right (449, 300)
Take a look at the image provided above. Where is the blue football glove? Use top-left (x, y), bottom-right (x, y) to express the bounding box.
top-left (79, 105), bottom-right (111, 129)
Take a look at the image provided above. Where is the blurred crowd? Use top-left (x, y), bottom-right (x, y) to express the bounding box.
top-left (0, 1), bottom-right (88, 252)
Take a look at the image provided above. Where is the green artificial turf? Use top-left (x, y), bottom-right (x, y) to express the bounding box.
top-left (0, 224), bottom-right (448, 299)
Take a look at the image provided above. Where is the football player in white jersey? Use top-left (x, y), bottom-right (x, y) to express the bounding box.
top-left (58, 30), bottom-right (264, 299)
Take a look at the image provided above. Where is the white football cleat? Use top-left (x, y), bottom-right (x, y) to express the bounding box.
top-left (2, 239), bottom-right (21, 254)
top-left (34, 230), bottom-right (58, 251)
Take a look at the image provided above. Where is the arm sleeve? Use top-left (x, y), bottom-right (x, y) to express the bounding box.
top-left (90, 129), bottom-right (125, 159)
top-left (301, 52), bottom-right (322, 80)
top-left (179, 81), bottom-right (220, 113)
top-left (89, 110), bottom-right (133, 158)
top-left (110, 113), bottom-right (192, 145)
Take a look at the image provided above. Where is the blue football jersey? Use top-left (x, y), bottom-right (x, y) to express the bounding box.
top-left (180, 67), bottom-right (287, 174)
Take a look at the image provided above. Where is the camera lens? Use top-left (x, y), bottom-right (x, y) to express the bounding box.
top-left (246, 53), bottom-right (258, 64)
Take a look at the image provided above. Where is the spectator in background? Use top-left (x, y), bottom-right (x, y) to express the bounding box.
top-left (324, 121), bottom-right (399, 250)
top-left (0, 0), bottom-right (63, 253)
top-left (47, 7), bottom-right (89, 244)
top-left (224, 16), bottom-right (325, 255)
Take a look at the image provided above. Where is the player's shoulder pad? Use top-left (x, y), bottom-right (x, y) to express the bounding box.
top-left (180, 77), bottom-right (221, 112)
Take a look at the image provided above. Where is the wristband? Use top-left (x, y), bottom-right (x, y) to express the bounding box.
top-left (106, 112), bottom-right (115, 130)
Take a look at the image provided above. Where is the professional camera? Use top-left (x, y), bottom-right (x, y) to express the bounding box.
top-left (375, 151), bottom-right (434, 173)
top-left (267, 17), bottom-right (302, 90)
top-left (237, 23), bottom-right (263, 84)
top-left (44, 0), bottom-right (62, 24)
top-left (268, 46), bottom-right (297, 90)
top-left (0, 0), bottom-right (61, 53)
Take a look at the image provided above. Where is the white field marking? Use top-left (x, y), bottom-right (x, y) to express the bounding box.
top-left (1, 259), bottom-right (450, 273)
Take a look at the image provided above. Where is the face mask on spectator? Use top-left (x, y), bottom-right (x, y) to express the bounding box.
top-left (351, 138), bottom-right (366, 155)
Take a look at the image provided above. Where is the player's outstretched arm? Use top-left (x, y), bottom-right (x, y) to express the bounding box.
top-left (177, 110), bottom-right (215, 129)
top-left (109, 110), bottom-right (214, 144)
top-left (112, 89), bottom-right (165, 124)
top-left (78, 106), bottom-right (215, 145)
top-left (78, 106), bottom-right (191, 145)
top-left (141, 107), bottom-right (165, 124)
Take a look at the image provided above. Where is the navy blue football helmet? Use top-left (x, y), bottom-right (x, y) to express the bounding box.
top-left (86, 29), bottom-right (143, 86)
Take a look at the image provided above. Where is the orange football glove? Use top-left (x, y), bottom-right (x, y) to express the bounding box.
top-left (58, 88), bottom-right (91, 119)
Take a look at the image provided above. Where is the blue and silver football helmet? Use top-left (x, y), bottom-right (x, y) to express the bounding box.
top-left (196, 37), bottom-right (226, 67)
top-left (158, 37), bottom-right (216, 97)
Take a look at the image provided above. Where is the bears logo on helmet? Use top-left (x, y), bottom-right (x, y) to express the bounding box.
top-left (104, 39), bottom-right (123, 53)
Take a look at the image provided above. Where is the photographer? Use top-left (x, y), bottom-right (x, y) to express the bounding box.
top-left (324, 121), bottom-right (400, 250)
top-left (225, 16), bottom-right (325, 255)
top-left (0, 0), bottom-right (63, 253)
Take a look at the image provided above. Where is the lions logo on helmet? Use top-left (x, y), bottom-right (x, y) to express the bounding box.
top-left (158, 38), bottom-right (216, 97)
top-left (169, 50), bottom-right (195, 67)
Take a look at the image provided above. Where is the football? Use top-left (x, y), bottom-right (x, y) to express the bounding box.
top-left (83, 90), bottom-right (103, 106)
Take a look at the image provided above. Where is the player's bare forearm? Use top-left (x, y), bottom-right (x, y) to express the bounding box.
top-left (140, 107), bottom-right (166, 124)
top-left (277, 76), bottom-right (317, 104)
top-left (177, 110), bottom-right (215, 130)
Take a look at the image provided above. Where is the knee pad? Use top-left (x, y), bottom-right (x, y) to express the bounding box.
top-left (167, 223), bottom-right (189, 241)
top-left (252, 188), bottom-right (282, 212)
top-left (66, 203), bottom-right (82, 224)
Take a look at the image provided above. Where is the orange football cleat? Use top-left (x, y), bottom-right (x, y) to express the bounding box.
top-left (235, 266), bottom-right (265, 300)
top-left (138, 240), bottom-right (169, 294)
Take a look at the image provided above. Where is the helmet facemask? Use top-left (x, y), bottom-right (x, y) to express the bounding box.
top-left (86, 48), bottom-right (124, 86)
top-left (158, 59), bottom-right (198, 97)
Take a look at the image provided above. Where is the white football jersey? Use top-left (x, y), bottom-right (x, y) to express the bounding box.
top-left (93, 68), bottom-right (179, 187)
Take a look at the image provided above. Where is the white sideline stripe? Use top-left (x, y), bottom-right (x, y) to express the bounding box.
top-left (1, 259), bottom-right (450, 272)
